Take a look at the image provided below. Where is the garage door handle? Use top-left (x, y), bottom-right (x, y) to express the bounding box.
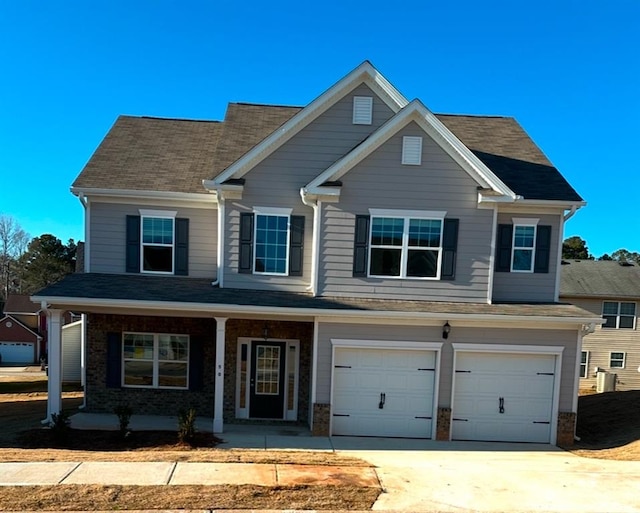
top-left (499, 397), bottom-right (505, 414)
top-left (379, 393), bottom-right (386, 409)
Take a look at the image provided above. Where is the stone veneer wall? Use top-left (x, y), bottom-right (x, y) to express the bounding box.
top-left (312, 403), bottom-right (331, 436)
top-left (85, 314), bottom-right (216, 416)
top-left (436, 407), bottom-right (452, 441)
top-left (556, 411), bottom-right (576, 447)
top-left (223, 319), bottom-right (313, 424)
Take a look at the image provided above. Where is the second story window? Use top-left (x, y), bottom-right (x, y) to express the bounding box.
top-left (602, 301), bottom-right (636, 329)
top-left (142, 216), bottom-right (174, 273)
top-left (255, 213), bottom-right (289, 274)
top-left (511, 224), bottom-right (536, 272)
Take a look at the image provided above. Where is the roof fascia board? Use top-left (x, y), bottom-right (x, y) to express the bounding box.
top-left (72, 187), bottom-right (218, 206)
top-left (211, 61), bottom-right (409, 185)
top-left (31, 295), bottom-right (601, 326)
top-left (560, 293), bottom-right (640, 300)
top-left (305, 101), bottom-right (515, 198)
top-left (491, 199), bottom-right (587, 215)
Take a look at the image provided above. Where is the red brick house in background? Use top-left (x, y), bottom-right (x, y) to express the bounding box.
top-left (0, 294), bottom-right (45, 363)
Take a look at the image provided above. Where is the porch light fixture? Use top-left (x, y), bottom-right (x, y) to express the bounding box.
top-left (442, 321), bottom-right (451, 340)
top-left (263, 322), bottom-right (269, 341)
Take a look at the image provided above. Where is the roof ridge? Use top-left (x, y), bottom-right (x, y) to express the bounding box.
top-left (435, 113), bottom-right (514, 119)
top-left (229, 101), bottom-right (304, 109)
top-left (121, 115), bottom-right (222, 124)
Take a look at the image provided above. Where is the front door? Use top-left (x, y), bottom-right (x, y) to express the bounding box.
top-left (249, 341), bottom-right (286, 419)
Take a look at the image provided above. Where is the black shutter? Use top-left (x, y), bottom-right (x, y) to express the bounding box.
top-left (106, 332), bottom-right (122, 388)
top-left (189, 336), bottom-right (204, 391)
top-left (174, 218), bottom-right (189, 276)
top-left (239, 213), bottom-right (254, 273)
top-left (125, 215), bottom-right (141, 273)
top-left (289, 215), bottom-right (305, 276)
top-left (534, 225), bottom-right (552, 273)
top-left (441, 218), bottom-right (459, 280)
top-left (353, 215), bottom-right (370, 277)
top-left (496, 224), bottom-right (513, 272)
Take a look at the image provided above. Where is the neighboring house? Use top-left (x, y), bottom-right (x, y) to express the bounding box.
top-left (1, 294), bottom-right (45, 363)
top-left (33, 61), bottom-right (600, 446)
top-left (561, 259), bottom-right (640, 391)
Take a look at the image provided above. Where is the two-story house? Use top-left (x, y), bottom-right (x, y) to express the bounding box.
top-left (34, 62), bottom-right (600, 446)
top-left (561, 259), bottom-right (640, 391)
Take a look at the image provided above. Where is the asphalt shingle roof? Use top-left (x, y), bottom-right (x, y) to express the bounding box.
top-left (3, 294), bottom-right (40, 314)
top-left (560, 260), bottom-right (640, 299)
top-left (72, 103), bottom-right (582, 202)
top-left (34, 273), bottom-right (597, 320)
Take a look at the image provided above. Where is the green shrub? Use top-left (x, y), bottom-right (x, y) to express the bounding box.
top-left (50, 410), bottom-right (71, 443)
top-left (178, 408), bottom-right (197, 444)
top-left (114, 404), bottom-right (133, 437)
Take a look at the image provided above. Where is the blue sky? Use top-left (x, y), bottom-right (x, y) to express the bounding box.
top-left (1, 1), bottom-right (638, 257)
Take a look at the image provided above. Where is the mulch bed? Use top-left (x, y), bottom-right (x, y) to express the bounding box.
top-left (16, 428), bottom-right (222, 451)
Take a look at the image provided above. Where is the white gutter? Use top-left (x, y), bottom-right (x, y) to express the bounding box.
top-left (299, 188), bottom-right (320, 296)
top-left (30, 294), bottom-right (603, 326)
top-left (71, 187), bottom-right (218, 204)
top-left (77, 193), bottom-right (90, 272)
top-left (210, 190), bottom-right (225, 287)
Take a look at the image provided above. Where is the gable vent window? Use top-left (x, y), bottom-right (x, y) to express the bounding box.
top-left (402, 136), bottom-right (422, 165)
top-left (353, 96), bottom-right (373, 125)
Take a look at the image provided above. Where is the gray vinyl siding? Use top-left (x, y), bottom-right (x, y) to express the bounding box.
top-left (223, 84), bottom-right (395, 292)
top-left (316, 322), bottom-right (578, 413)
top-left (565, 297), bottom-right (640, 391)
top-left (88, 201), bottom-right (217, 278)
top-left (61, 321), bottom-right (82, 382)
top-left (491, 213), bottom-right (562, 302)
top-left (317, 122), bottom-right (493, 302)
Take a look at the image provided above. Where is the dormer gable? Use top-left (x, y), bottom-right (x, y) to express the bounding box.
top-left (204, 61), bottom-right (408, 192)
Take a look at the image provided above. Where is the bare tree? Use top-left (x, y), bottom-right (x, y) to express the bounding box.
top-left (0, 214), bottom-right (30, 300)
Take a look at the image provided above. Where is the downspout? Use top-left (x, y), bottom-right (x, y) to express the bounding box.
top-left (555, 205), bottom-right (579, 301)
top-left (77, 193), bottom-right (89, 272)
top-left (299, 188), bottom-right (319, 296)
top-left (211, 190), bottom-right (225, 287)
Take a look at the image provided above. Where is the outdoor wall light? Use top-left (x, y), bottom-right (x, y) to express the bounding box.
top-left (442, 321), bottom-right (451, 339)
top-left (263, 322), bottom-right (269, 340)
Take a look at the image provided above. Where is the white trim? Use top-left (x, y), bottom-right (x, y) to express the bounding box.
top-left (0, 314), bottom-right (41, 339)
top-left (214, 317), bottom-right (227, 432)
top-left (401, 136), bottom-right (422, 165)
top-left (579, 349), bottom-right (589, 379)
top-left (45, 309), bottom-right (63, 423)
top-left (31, 295), bottom-right (602, 326)
top-left (215, 195), bottom-right (225, 287)
top-left (510, 223), bottom-right (537, 273)
top-left (511, 217), bottom-right (539, 226)
top-left (252, 206), bottom-right (293, 216)
top-left (72, 187), bottom-right (217, 204)
top-left (330, 339), bottom-right (442, 439)
top-left (369, 208), bottom-right (446, 219)
top-left (450, 343), bottom-right (563, 445)
top-left (304, 100), bottom-right (516, 200)
top-left (554, 213), bottom-right (565, 302)
top-left (139, 209), bottom-right (178, 218)
top-left (84, 196), bottom-right (91, 272)
top-left (487, 205), bottom-right (498, 304)
top-left (353, 96), bottom-right (373, 125)
top-left (208, 61), bottom-right (408, 186)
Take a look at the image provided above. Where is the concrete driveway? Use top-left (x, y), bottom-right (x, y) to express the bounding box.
top-left (332, 437), bottom-right (640, 512)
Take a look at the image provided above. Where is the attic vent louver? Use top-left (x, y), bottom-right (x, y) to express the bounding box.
top-left (353, 96), bottom-right (373, 125)
top-left (402, 136), bottom-right (423, 165)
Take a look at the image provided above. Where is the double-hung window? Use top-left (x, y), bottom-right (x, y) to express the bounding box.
top-left (579, 351), bottom-right (589, 378)
top-left (253, 207), bottom-right (291, 275)
top-left (610, 352), bottom-right (626, 368)
top-left (602, 301), bottom-right (636, 329)
top-left (369, 209), bottom-right (445, 279)
top-left (511, 220), bottom-right (537, 272)
top-left (123, 332), bottom-right (189, 389)
top-left (141, 214), bottom-right (175, 273)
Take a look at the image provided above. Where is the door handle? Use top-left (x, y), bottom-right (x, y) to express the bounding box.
top-left (499, 397), bottom-right (505, 414)
top-left (379, 393), bottom-right (386, 409)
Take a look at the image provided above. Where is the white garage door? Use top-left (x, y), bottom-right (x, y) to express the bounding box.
top-left (332, 347), bottom-right (436, 438)
top-left (0, 342), bottom-right (34, 363)
top-left (452, 352), bottom-right (556, 443)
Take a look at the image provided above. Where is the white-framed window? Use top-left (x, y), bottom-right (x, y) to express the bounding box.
top-left (253, 207), bottom-right (291, 275)
top-left (580, 351), bottom-right (589, 378)
top-left (368, 209), bottom-right (445, 279)
top-left (140, 209), bottom-right (177, 274)
top-left (402, 136), bottom-right (423, 165)
top-left (511, 218), bottom-right (539, 272)
top-left (123, 332), bottom-right (189, 389)
top-left (610, 351), bottom-right (626, 369)
top-left (353, 96), bottom-right (373, 125)
top-left (602, 301), bottom-right (636, 329)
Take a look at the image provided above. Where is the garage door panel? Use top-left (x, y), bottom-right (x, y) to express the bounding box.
top-left (0, 342), bottom-right (34, 363)
top-left (453, 351), bottom-right (556, 444)
top-left (333, 347), bottom-right (436, 438)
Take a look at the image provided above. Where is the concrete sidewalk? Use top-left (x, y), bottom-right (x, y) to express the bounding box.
top-left (0, 461), bottom-right (378, 487)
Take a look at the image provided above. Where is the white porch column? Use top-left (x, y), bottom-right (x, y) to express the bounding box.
top-left (213, 317), bottom-right (227, 433)
top-left (46, 308), bottom-right (63, 423)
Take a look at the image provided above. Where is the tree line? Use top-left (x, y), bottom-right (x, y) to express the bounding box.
top-left (562, 236), bottom-right (640, 264)
top-left (1, 214), bottom-right (77, 304)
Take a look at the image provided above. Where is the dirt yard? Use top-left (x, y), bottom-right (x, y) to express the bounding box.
top-left (0, 372), bottom-right (379, 510)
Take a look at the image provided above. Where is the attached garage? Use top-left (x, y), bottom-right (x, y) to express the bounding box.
top-left (451, 346), bottom-right (561, 444)
top-left (331, 343), bottom-right (440, 438)
top-left (0, 315), bottom-right (39, 364)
